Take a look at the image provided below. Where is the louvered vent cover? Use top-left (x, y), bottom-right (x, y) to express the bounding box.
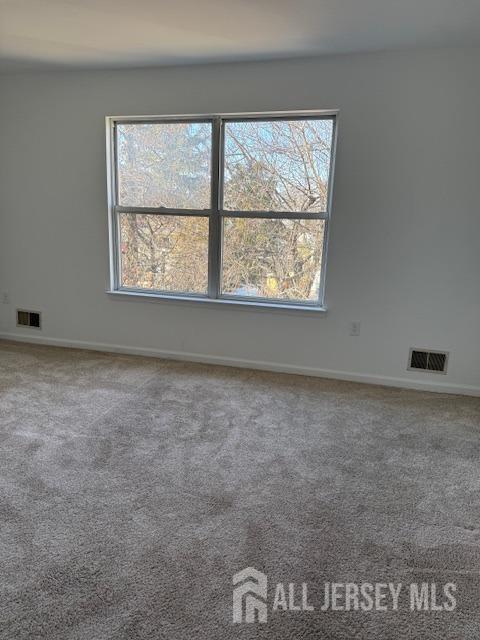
top-left (408, 349), bottom-right (448, 374)
top-left (17, 310), bottom-right (41, 329)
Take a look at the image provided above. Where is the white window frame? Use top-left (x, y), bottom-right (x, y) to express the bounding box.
top-left (106, 111), bottom-right (338, 312)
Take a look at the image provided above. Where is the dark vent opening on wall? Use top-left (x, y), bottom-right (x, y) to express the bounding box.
top-left (427, 352), bottom-right (447, 372)
top-left (17, 310), bottom-right (41, 329)
top-left (410, 350), bottom-right (428, 370)
top-left (409, 349), bottom-right (448, 374)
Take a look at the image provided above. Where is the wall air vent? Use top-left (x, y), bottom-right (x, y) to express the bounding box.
top-left (408, 348), bottom-right (448, 374)
top-left (17, 309), bottom-right (41, 329)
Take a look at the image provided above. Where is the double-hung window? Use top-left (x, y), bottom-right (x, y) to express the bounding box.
top-left (107, 112), bottom-right (337, 309)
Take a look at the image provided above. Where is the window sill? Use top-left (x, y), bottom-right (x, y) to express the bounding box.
top-left (106, 289), bottom-right (327, 315)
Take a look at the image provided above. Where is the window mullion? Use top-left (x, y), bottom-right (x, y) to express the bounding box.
top-left (208, 117), bottom-right (223, 298)
top-left (220, 210), bottom-right (328, 220)
top-left (114, 205), bottom-right (210, 217)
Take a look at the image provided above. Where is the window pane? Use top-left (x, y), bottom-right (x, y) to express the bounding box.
top-left (221, 218), bottom-right (325, 302)
top-left (223, 119), bottom-right (334, 213)
top-left (117, 122), bottom-right (212, 209)
top-left (120, 214), bottom-right (209, 294)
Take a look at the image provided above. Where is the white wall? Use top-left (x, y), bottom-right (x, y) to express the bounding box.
top-left (1, 47), bottom-right (479, 394)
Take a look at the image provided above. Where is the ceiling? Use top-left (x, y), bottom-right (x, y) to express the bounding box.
top-left (1, 0), bottom-right (480, 71)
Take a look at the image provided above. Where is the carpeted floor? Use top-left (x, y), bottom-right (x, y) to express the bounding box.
top-left (0, 340), bottom-right (480, 639)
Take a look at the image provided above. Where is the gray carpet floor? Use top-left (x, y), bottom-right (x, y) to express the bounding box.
top-left (1, 340), bottom-right (480, 639)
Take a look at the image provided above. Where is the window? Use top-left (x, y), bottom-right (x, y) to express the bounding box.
top-left (107, 112), bottom-right (337, 309)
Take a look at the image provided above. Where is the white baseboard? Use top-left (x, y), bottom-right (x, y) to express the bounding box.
top-left (1, 331), bottom-right (479, 397)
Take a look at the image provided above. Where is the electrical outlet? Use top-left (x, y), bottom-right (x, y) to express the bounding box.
top-left (1, 292), bottom-right (10, 304)
top-left (349, 321), bottom-right (361, 336)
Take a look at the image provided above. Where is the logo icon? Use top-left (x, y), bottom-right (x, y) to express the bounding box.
top-left (233, 567), bottom-right (268, 623)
